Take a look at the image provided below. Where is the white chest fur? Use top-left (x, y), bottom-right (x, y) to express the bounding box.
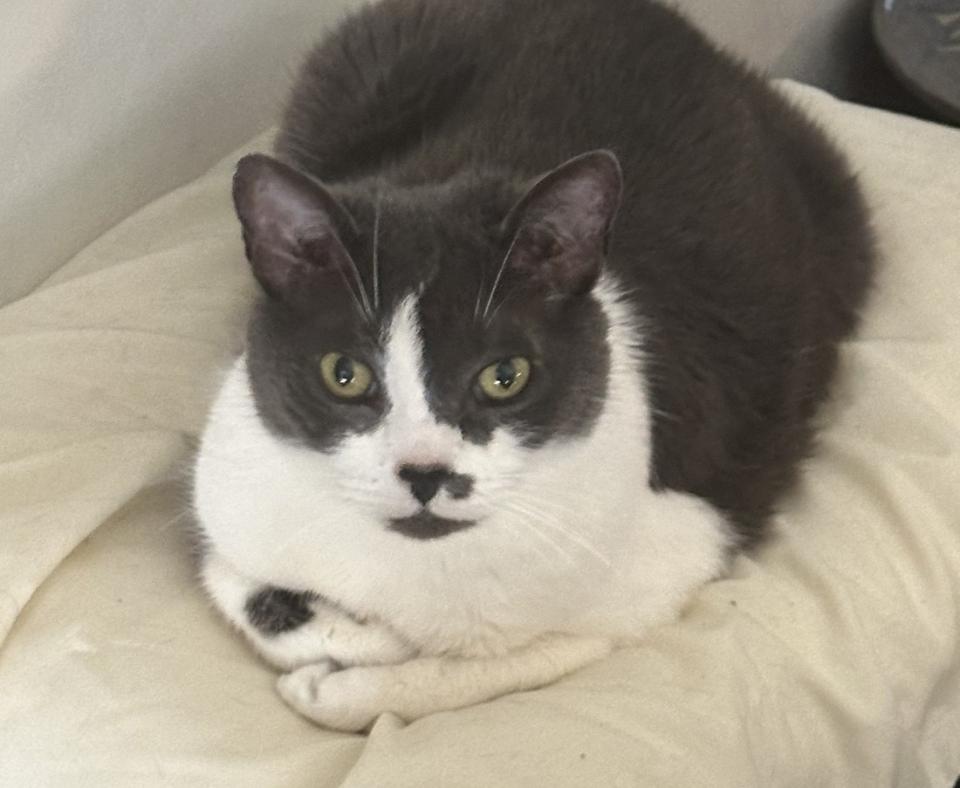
top-left (193, 281), bottom-right (731, 658)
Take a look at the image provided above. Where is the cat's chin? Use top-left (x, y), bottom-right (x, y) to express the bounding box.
top-left (387, 511), bottom-right (478, 540)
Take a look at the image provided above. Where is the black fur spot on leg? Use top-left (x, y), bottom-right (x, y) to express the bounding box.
top-left (245, 587), bottom-right (316, 635)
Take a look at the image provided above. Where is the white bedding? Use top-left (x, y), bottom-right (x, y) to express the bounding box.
top-left (1, 82), bottom-right (959, 786)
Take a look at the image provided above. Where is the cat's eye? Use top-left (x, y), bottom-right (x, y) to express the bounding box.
top-left (319, 353), bottom-right (374, 399)
top-left (478, 357), bottom-right (531, 401)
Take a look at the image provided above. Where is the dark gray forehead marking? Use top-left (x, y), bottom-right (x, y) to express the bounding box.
top-left (245, 177), bottom-right (611, 452)
top-left (415, 272), bottom-right (611, 448)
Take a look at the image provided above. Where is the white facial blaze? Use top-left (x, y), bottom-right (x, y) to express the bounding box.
top-left (195, 276), bottom-right (731, 665)
top-left (382, 295), bottom-right (459, 467)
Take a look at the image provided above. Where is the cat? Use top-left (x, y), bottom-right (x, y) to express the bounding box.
top-left (192, 0), bottom-right (874, 732)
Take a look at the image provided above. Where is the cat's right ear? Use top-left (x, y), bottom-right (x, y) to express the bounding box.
top-left (232, 154), bottom-right (358, 303)
top-left (501, 150), bottom-right (622, 297)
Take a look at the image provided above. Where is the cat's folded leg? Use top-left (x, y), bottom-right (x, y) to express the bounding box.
top-left (276, 634), bottom-right (614, 732)
top-left (201, 552), bottom-right (414, 671)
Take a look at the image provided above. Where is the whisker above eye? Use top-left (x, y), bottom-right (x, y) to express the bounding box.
top-left (481, 231), bottom-right (521, 324)
top-left (473, 264), bottom-right (486, 323)
top-left (372, 189), bottom-right (382, 315)
top-left (334, 260), bottom-right (373, 325)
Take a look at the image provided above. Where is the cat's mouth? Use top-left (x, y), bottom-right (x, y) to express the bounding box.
top-left (388, 511), bottom-right (477, 540)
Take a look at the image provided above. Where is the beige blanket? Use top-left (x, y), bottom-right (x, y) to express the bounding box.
top-left (1, 82), bottom-right (958, 786)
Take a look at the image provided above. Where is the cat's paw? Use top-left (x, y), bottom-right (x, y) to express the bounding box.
top-left (248, 596), bottom-right (415, 672)
top-left (202, 552), bottom-right (415, 672)
top-left (275, 635), bottom-right (614, 731)
top-left (277, 662), bottom-right (391, 732)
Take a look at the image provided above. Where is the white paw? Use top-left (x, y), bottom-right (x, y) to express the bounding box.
top-left (277, 662), bottom-right (392, 732)
top-left (201, 551), bottom-right (414, 672)
top-left (275, 635), bottom-right (614, 731)
top-left (252, 614), bottom-right (413, 672)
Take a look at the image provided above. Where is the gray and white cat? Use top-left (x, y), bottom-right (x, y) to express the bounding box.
top-left (193, 0), bottom-right (874, 731)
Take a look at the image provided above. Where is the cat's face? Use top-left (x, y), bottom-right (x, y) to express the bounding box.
top-left (233, 152), bottom-right (622, 540)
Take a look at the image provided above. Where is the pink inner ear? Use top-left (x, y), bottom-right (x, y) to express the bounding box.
top-left (504, 150), bottom-right (622, 295)
top-left (246, 242), bottom-right (307, 296)
top-left (556, 177), bottom-right (616, 227)
top-left (509, 225), bottom-right (604, 296)
top-left (298, 232), bottom-right (341, 268)
top-left (518, 225), bottom-right (565, 261)
top-left (232, 154), bottom-right (360, 303)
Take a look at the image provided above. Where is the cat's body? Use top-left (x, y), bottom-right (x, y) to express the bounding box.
top-left (193, 0), bottom-right (873, 730)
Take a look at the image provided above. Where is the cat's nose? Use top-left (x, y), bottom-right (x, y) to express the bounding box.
top-left (397, 465), bottom-right (452, 506)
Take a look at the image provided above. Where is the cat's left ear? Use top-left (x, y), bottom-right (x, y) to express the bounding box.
top-left (502, 150), bottom-right (622, 296)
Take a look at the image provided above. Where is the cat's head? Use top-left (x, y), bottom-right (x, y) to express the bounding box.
top-left (231, 151), bottom-right (623, 540)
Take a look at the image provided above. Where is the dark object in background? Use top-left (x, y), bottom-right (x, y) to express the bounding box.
top-left (873, 0), bottom-right (960, 124)
top-left (768, 0), bottom-right (940, 123)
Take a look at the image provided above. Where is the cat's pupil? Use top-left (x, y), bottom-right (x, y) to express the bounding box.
top-left (334, 356), bottom-right (354, 386)
top-left (495, 360), bottom-right (516, 389)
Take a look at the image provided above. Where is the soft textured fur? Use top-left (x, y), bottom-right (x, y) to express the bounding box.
top-left (193, 0), bottom-right (874, 731)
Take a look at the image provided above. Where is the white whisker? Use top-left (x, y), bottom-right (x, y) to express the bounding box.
top-left (481, 231), bottom-right (520, 322)
top-left (372, 190), bottom-right (382, 315)
top-left (345, 248), bottom-right (375, 324)
top-left (484, 286), bottom-right (516, 326)
top-left (473, 265), bottom-right (487, 322)
top-left (507, 495), bottom-right (613, 568)
top-left (520, 521), bottom-right (578, 568)
top-left (334, 262), bottom-right (372, 323)
top-left (498, 513), bottom-right (564, 567)
top-left (475, 491), bottom-right (580, 568)
top-left (502, 500), bottom-right (582, 567)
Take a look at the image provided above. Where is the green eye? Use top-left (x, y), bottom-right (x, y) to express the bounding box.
top-left (319, 353), bottom-right (374, 399)
top-left (478, 357), bottom-right (531, 401)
